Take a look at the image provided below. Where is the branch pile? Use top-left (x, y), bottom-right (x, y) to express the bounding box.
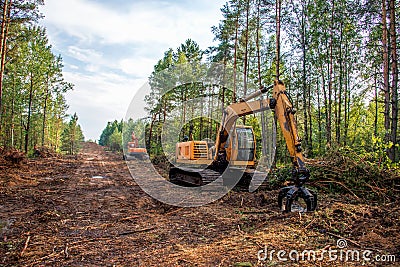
top-left (2, 148), bottom-right (26, 165)
top-left (306, 150), bottom-right (400, 201)
top-left (33, 146), bottom-right (58, 158)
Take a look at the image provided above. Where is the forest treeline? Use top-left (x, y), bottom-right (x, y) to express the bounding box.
top-left (102, 0), bottom-right (398, 167)
top-left (0, 0), bottom-right (84, 155)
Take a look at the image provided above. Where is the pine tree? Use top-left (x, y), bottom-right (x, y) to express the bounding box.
top-left (60, 113), bottom-right (84, 155)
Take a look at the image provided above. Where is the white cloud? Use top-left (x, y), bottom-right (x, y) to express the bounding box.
top-left (42, 0), bottom-right (223, 48)
top-left (64, 71), bottom-right (142, 106)
top-left (118, 57), bottom-right (155, 77)
top-left (67, 46), bottom-right (103, 64)
top-left (63, 71), bottom-right (146, 140)
top-left (67, 64), bottom-right (80, 70)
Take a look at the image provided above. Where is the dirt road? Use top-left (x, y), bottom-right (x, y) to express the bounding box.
top-left (0, 143), bottom-right (398, 266)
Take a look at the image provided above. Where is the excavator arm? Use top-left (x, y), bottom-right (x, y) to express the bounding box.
top-left (214, 80), bottom-right (316, 211)
top-left (272, 80), bottom-right (309, 182)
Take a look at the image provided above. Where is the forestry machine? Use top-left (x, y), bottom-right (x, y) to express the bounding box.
top-left (125, 132), bottom-right (148, 160)
top-left (169, 80), bottom-right (317, 212)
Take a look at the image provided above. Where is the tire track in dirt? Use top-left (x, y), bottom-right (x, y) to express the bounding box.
top-left (1, 143), bottom-right (160, 266)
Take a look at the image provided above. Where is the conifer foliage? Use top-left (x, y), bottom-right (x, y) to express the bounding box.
top-left (0, 0), bottom-right (79, 155)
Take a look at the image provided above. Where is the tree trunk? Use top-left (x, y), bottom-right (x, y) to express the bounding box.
top-left (321, 65), bottom-right (330, 147)
top-left (42, 75), bottom-right (50, 146)
top-left (256, 0), bottom-right (261, 88)
top-left (337, 20), bottom-right (344, 145)
top-left (42, 94), bottom-right (48, 146)
top-left (0, 0), bottom-right (11, 137)
top-left (25, 72), bottom-right (34, 153)
top-left (162, 97), bottom-right (167, 124)
top-left (208, 85), bottom-right (214, 140)
top-left (232, 7), bottom-right (240, 104)
top-left (389, 0), bottom-right (398, 161)
top-left (19, 116), bottom-right (23, 150)
top-left (301, 12), bottom-right (308, 152)
top-left (382, 0), bottom-right (390, 144)
top-left (181, 88), bottom-right (186, 140)
top-left (327, 0), bottom-right (335, 147)
top-left (317, 78), bottom-right (322, 151)
top-left (256, 0), bottom-right (268, 156)
top-left (242, 0), bottom-right (250, 125)
top-left (11, 96), bottom-right (14, 146)
top-left (307, 83), bottom-right (313, 156)
top-left (374, 68), bottom-right (378, 137)
top-left (343, 40), bottom-right (349, 145)
top-left (199, 85), bottom-right (204, 140)
top-left (10, 72), bottom-right (15, 147)
top-left (275, 0), bottom-right (281, 80)
top-left (243, 0), bottom-right (250, 95)
top-left (147, 113), bottom-right (156, 153)
top-left (345, 64), bottom-right (351, 145)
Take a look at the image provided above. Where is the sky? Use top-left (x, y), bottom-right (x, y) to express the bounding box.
top-left (39, 0), bottom-right (226, 141)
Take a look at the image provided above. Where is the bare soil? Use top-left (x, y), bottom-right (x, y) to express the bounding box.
top-left (0, 142), bottom-right (398, 266)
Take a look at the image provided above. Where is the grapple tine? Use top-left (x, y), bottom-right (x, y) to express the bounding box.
top-left (278, 185), bottom-right (317, 212)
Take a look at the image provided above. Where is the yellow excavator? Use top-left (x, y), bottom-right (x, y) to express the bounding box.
top-left (169, 80), bottom-right (317, 212)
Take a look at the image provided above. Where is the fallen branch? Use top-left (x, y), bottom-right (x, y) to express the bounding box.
top-left (363, 182), bottom-right (390, 201)
top-left (304, 218), bottom-right (316, 229)
top-left (118, 227), bottom-right (155, 236)
top-left (316, 180), bottom-right (359, 199)
top-left (20, 234), bottom-right (31, 256)
top-left (119, 215), bottom-right (140, 222)
top-left (164, 207), bottom-right (185, 216)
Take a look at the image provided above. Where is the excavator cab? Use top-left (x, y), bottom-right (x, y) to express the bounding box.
top-left (225, 125), bottom-right (256, 165)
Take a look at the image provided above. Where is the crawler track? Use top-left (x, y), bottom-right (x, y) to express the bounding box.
top-left (169, 166), bottom-right (269, 192)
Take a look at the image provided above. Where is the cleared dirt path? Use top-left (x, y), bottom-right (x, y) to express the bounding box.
top-left (0, 142), bottom-right (398, 266)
